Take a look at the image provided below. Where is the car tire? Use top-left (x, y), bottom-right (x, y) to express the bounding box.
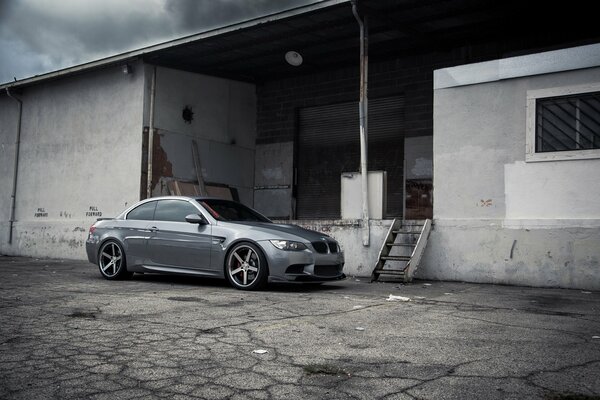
top-left (225, 242), bottom-right (268, 290)
top-left (98, 240), bottom-right (133, 280)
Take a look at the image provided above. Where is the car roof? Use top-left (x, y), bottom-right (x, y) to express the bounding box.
top-left (141, 196), bottom-right (238, 202)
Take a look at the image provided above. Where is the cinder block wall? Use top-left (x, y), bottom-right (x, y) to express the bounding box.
top-left (253, 55), bottom-right (445, 220)
top-left (256, 56), bottom-right (437, 146)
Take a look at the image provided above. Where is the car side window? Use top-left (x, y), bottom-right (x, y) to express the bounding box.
top-left (154, 199), bottom-right (200, 222)
top-left (126, 201), bottom-right (156, 220)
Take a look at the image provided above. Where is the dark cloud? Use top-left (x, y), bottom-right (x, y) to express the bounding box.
top-left (165, 0), bottom-right (312, 32)
top-left (0, 0), bottom-right (317, 84)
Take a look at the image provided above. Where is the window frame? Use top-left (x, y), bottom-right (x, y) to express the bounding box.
top-left (526, 83), bottom-right (600, 162)
top-left (153, 199), bottom-right (204, 223)
top-left (125, 200), bottom-right (157, 221)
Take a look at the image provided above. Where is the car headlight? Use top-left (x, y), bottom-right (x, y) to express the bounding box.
top-left (269, 240), bottom-right (307, 251)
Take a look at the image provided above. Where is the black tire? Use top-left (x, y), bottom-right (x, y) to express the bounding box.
top-left (98, 240), bottom-right (133, 280)
top-left (225, 242), bottom-right (268, 290)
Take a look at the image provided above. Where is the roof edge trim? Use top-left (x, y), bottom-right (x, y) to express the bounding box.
top-left (1, 0), bottom-right (349, 90)
top-left (434, 42), bottom-right (600, 90)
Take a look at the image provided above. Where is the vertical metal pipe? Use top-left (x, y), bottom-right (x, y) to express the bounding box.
top-left (352, 0), bottom-right (370, 246)
top-left (402, 159), bottom-right (407, 221)
top-left (146, 66), bottom-right (157, 199)
top-left (5, 88), bottom-right (23, 244)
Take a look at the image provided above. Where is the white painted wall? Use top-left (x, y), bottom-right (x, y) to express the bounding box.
top-left (151, 67), bottom-right (257, 205)
top-left (0, 61), bottom-right (145, 259)
top-left (0, 95), bottom-right (19, 224)
top-left (426, 46), bottom-right (600, 289)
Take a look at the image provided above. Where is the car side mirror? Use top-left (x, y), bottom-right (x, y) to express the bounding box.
top-left (185, 214), bottom-right (208, 225)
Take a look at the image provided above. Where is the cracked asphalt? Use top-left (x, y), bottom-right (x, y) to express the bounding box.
top-left (1, 256), bottom-right (599, 400)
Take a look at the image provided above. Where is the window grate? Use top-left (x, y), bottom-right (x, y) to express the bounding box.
top-left (536, 92), bottom-right (600, 152)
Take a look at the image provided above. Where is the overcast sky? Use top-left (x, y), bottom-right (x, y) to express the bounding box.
top-left (0, 0), bottom-right (318, 84)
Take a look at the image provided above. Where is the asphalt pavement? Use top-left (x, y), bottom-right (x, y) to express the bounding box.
top-left (1, 255), bottom-right (599, 400)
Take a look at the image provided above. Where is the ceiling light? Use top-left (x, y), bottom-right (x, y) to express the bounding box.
top-left (285, 51), bottom-right (303, 67)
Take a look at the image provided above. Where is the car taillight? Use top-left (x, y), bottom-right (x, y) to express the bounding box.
top-left (88, 225), bottom-right (96, 235)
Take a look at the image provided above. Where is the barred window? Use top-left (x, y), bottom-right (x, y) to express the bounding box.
top-left (527, 84), bottom-right (600, 162)
top-left (536, 92), bottom-right (600, 153)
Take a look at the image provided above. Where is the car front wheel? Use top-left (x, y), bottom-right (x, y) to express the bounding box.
top-left (225, 242), bottom-right (268, 290)
top-left (98, 240), bottom-right (133, 280)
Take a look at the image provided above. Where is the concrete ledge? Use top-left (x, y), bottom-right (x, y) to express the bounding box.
top-left (420, 222), bottom-right (600, 290)
top-left (0, 220), bottom-right (90, 260)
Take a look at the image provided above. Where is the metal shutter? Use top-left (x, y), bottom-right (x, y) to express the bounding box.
top-left (297, 96), bottom-right (405, 219)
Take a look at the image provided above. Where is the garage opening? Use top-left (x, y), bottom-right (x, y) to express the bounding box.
top-left (296, 95), bottom-right (405, 219)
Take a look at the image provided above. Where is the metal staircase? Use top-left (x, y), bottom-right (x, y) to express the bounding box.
top-left (371, 219), bottom-right (432, 283)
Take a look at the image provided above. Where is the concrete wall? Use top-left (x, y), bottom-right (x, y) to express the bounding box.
top-left (425, 46), bottom-right (600, 290)
top-left (150, 67), bottom-right (257, 205)
top-left (0, 61), bottom-right (146, 259)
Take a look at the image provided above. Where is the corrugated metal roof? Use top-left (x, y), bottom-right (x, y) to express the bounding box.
top-left (3, 0), bottom-right (600, 89)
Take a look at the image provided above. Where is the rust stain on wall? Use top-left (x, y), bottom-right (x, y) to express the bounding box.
top-left (151, 132), bottom-right (173, 192)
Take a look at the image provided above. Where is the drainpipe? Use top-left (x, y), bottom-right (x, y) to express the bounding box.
top-left (352, 0), bottom-right (370, 246)
top-left (146, 66), bottom-right (157, 199)
top-left (5, 88), bottom-right (23, 244)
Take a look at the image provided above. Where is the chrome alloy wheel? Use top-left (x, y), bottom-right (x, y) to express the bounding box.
top-left (99, 241), bottom-right (124, 278)
top-left (226, 243), bottom-right (266, 289)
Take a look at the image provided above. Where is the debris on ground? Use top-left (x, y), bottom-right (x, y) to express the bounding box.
top-left (387, 294), bottom-right (410, 302)
top-left (355, 327), bottom-right (365, 331)
top-left (252, 349), bottom-right (268, 354)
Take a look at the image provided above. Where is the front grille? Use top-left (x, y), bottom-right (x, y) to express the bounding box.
top-left (312, 240), bottom-right (339, 254)
top-left (312, 241), bottom-right (328, 253)
top-left (285, 264), bottom-right (305, 274)
top-left (314, 265), bottom-right (342, 277)
top-left (328, 242), bottom-right (338, 253)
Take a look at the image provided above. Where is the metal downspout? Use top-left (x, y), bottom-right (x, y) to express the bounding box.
top-left (146, 66), bottom-right (157, 199)
top-left (5, 88), bottom-right (23, 244)
top-left (352, 0), bottom-right (369, 246)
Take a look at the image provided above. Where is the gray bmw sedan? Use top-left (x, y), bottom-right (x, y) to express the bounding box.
top-left (86, 197), bottom-right (345, 290)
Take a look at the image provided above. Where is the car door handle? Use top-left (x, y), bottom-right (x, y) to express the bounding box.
top-left (149, 226), bottom-right (159, 232)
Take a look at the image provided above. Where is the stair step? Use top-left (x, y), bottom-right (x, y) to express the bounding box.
top-left (373, 218), bottom-right (432, 284)
top-left (381, 255), bottom-right (411, 261)
top-left (374, 269), bottom-right (406, 275)
top-left (386, 243), bottom-right (416, 247)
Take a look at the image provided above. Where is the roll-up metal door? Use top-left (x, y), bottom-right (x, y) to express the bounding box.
top-left (297, 95), bottom-right (404, 219)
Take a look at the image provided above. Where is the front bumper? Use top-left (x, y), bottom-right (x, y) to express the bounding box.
top-left (258, 240), bottom-right (345, 283)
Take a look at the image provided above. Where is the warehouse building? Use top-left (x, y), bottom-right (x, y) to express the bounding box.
top-left (1, 0), bottom-right (599, 289)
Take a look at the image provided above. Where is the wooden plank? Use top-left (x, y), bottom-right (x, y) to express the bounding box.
top-left (167, 180), bottom-right (201, 196)
top-left (205, 184), bottom-right (233, 200)
top-left (404, 219), bottom-right (432, 282)
top-left (191, 140), bottom-right (208, 196)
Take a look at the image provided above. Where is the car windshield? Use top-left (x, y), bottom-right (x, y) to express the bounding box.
top-left (198, 199), bottom-right (271, 223)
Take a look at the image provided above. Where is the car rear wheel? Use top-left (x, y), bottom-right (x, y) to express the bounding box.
top-left (225, 242), bottom-right (268, 290)
top-left (98, 240), bottom-right (132, 280)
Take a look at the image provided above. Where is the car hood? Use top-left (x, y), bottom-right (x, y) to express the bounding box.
top-left (222, 221), bottom-right (332, 242)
